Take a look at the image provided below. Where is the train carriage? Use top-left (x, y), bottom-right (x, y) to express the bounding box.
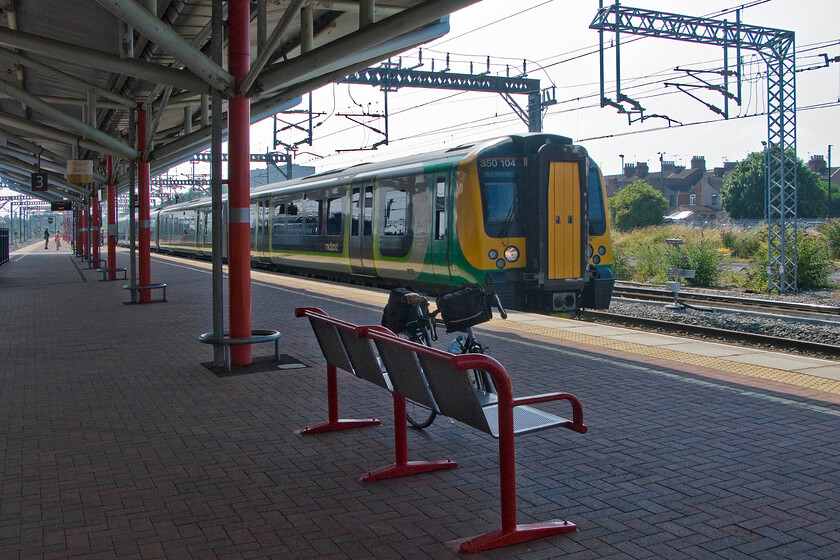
top-left (141, 133), bottom-right (613, 313)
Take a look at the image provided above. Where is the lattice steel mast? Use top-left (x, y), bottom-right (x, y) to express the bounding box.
top-left (591, 3), bottom-right (798, 293)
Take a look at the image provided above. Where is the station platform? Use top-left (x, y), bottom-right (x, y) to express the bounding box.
top-left (2, 242), bottom-right (840, 559)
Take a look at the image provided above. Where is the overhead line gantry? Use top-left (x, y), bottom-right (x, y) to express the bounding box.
top-left (591, 2), bottom-right (798, 294)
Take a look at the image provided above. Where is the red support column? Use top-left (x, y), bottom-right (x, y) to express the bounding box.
top-left (228, 0), bottom-right (252, 365)
top-left (81, 209), bottom-right (89, 260)
top-left (92, 189), bottom-right (101, 265)
top-left (74, 209), bottom-right (81, 256)
top-left (138, 107), bottom-right (151, 303)
top-left (107, 156), bottom-right (117, 280)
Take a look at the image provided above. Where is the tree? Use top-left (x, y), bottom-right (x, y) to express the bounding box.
top-left (608, 180), bottom-right (669, 231)
top-left (721, 149), bottom-right (827, 219)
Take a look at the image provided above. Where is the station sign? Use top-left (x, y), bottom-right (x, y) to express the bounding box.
top-left (66, 159), bottom-right (93, 183)
top-left (31, 172), bottom-right (48, 192)
top-left (51, 200), bottom-right (73, 211)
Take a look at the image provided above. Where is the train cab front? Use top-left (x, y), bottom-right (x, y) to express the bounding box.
top-left (456, 133), bottom-right (613, 313)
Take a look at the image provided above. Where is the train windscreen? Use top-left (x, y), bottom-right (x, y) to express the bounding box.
top-left (587, 164), bottom-right (607, 236)
top-left (477, 156), bottom-right (524, 238)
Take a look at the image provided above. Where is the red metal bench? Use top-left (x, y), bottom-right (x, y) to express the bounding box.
top-left (294, 307), bottom-right (457, 481)
top-left (358, 325), bottom-right (588, 554)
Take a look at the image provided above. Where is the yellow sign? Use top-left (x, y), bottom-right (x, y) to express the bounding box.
top-left (66, 159), bottom-right (93, 183)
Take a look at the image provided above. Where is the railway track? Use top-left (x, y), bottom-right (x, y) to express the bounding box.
top-left (612, 283), bottom-right (840, 319)
top-left (581, 309), bottom-right (840, 359)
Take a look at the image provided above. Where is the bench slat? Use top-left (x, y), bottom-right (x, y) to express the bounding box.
top-left (307, 318), bottom-right (353, 373)
top-left (373, 338), bottom-right (438, 413)
top-left (416, 353), bottom-right (492, 434)
top-left (336, 328), bottom-right (391, 391)
top-left (483, 404), bottom-right (575, 438)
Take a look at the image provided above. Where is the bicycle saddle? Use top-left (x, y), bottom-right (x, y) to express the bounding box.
top-left (401, 292), bottom-right (427, 305)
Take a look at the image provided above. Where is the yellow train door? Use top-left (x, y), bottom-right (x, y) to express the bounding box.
top-left (547, 162), bottom-right (582, 280)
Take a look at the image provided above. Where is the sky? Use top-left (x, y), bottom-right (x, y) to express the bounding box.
top-left (3, 0), bottom-right (840, 208)
top-left (249, 0), bottom-right (840, 178)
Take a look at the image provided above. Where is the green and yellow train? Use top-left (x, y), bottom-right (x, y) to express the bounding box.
top-left (139, 133), bottom-right (614, 312)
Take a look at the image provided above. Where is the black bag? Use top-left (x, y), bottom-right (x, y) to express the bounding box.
top-left (437, 284), bottom-right (493, 333)
top-left (381, 287), bottom-right (415, 334)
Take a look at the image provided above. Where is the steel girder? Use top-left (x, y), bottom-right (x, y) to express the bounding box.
top-left (591, 4), bottom-right (798, 292)
top-left (341, 67), bottom-right (544, 131)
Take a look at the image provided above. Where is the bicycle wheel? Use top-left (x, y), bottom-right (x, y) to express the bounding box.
top-left (463, 339), bottom-right (497, 394)
top-left (399, 331), bottom-right (437, 429)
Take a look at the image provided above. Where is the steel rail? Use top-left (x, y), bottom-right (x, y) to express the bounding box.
top-left (612, 284), bottom-right (840, 316)
top-left (581, 309), bottom-right (840, 359)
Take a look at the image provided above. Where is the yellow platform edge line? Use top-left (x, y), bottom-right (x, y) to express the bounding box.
top-left (485, 319), bottom-right (840, 396)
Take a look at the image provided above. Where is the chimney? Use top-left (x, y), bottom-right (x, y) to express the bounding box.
top-left (691, 156), bottom-right (706, 171)
top-left (637, 162), bottom-right (649, 177)
top-left (808, 155), bottom-right (827, 174)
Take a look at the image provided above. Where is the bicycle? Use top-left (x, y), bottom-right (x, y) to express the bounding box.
top-left (382, 287), bottom-right (440, 428)
top-left (441, 289), bottom-right (507, 396)
top-left (381, 285), bottom-right (507, 429)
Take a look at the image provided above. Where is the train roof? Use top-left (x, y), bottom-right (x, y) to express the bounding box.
top-left (156, 133), bottom-right (573, 213)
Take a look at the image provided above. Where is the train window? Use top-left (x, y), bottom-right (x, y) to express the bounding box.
top-left (250, 203), bottom-right (258, 237)
top-left (286, 200), bottom-right (303, 236)
top-left (383, 190), bottom-right (407, 236)
top-left (351, 188), bottom-right (360, 236)
top-left (327, 197), bottom-right (343, 236)
top-left (272, 200), bottom-right (286, 236)
top-left (302, 199), bottom-right (321, 235)
top-left (476, 157), bottom-right (523, 238)
top-left (482, 182), bottom-right (518, 226)
top-left (435, 177), bottom-right (446, 240)
top-left (587, 165), bottom-right (607, 236)
top-left (363, 187), bottom-right (373, 236)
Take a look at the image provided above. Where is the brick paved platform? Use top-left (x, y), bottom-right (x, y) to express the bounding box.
top-left (2, 245), bottom-right (840, 559)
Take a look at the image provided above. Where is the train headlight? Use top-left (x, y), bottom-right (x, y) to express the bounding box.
top-left (598, 245), bottom-right (606, 256)
top-left (504, 245), bottom-right (519, 263)
top-left (587, 244), bottom-right (594, 259)
top-left (593, 255), bottom-right (601, 265)
top-left (496, 258), bottom-right (506, 269)
top-left (488, 249), bottom-right (498, 260)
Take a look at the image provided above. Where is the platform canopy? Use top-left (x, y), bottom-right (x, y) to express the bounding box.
top-left (0, 0), bottom-right (479, 203)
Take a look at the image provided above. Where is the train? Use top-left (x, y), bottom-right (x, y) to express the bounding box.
top-left (121, 133), bottom-right (614, 313)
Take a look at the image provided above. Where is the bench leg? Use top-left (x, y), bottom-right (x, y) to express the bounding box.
top-left (459, 406), bottom-right (578, 553)
top-left (361, 394), bottom-right (457, 482)
top-left (299, 364), bottom-right (380, 434)
top-left (459, 521), bottom-right (578, 554)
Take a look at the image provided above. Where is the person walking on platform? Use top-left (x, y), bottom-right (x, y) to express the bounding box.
top-left (44, 228), bottom-right (50, 250)
top-left (55, 231), bottom-right (62, 250)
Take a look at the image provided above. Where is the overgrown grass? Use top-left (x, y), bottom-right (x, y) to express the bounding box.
top-left (818, 219), bottom-right (840, 259)
top-left (612, 224), bottom-right (837, 291)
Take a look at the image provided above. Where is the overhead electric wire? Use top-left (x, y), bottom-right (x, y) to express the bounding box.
top-left (303, 0), bottom-right (840, 167)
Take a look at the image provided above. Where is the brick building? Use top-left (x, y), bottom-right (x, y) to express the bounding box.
top-left (605, 156), bottom-right (737, 223)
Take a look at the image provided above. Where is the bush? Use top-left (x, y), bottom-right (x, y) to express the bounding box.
top-left (611, 243), bottom-right (633, 281)
top-left (721, 225), bottom-right (767, 258)
top-left (818, 219), bottom-right (840, 259)
top-left (745, 232), bottom-right (832, 291)
top-left (666, 241), bottom-right (722, 287)
top-left (797, 235), bottom-right (832, 290)
top-left (633, 243), bottom-right (668, 283)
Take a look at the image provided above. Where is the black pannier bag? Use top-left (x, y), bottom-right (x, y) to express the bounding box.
top-left (381, 287), bottom-right (415, 334)
top-left (437, 284), bottom-right (493, 333)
